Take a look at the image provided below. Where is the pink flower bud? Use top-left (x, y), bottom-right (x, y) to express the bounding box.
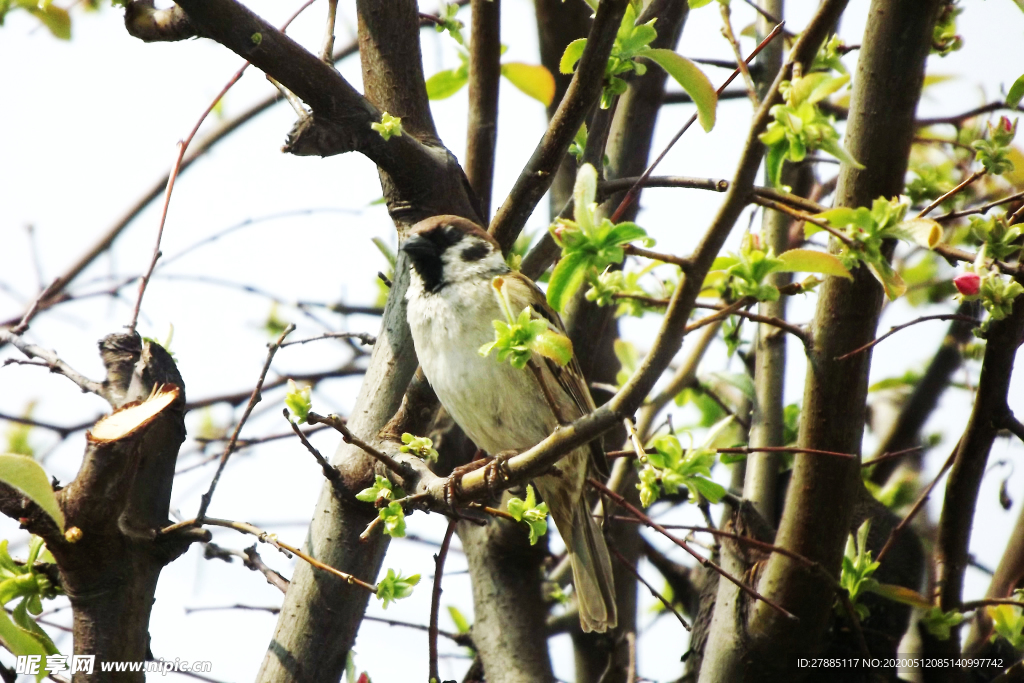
top-left (1000, 116), bottom-right (1013, 133)
top-left (953, 272), bottom-right (981, 296)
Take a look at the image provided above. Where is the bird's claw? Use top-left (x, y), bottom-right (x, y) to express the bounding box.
top-left (484, 450), bottom-right (517, 496)
top-left (444, 459), bottom-right (488, 509)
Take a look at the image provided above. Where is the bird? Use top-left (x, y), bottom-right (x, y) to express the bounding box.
top-left (401, 214), bottom-right (617, 633)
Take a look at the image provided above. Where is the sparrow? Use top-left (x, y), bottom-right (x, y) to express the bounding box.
top-left (401, 214), bottom-right (617, 633)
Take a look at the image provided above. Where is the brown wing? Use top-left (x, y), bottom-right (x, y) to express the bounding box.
top-left (503, 272), bottom-right (608, 474)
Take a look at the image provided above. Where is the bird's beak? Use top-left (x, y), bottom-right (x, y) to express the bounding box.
top-left (400, 234), bottom-right (439, 262)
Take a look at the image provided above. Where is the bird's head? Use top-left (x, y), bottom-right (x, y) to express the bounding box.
top-left (401, 215), bottom-right (508, 293)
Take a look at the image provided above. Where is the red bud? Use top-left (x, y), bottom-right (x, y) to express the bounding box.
top-left (953, 272), bottom-right (981, 296)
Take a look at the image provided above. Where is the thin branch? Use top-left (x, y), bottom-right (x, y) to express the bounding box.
top-left (489, 0), bottom-right (630, 251)
top-left (0, 411), bottom-right (93, 439)
top-left (465, 0), bottom-right (501, 219)
top-left (876, 440), bottom-right (960, 564)
top-left (364, 615), bottom-right (471, 647)
top-left (1000, 412), bottom-right (1024, 445)
top-left (860, 446), bottom-right (924, 468)
top-left (128, 0), bottom-right (321, 336)
top-left (621, 244), bottom-right (692, 269)
top-left (916, 169), bottom-right (986, 218)
top-left (915, 101), bottom-right (1024, 129)
top-left (750, 195), bottom-right (855, 247)
top-left (589, 478), bottom-right (798, 621)
top-left (835, 314), bottom-right (979, 361)
top-left (936, 189), bottom-right (1024, 222)
top-left (609, 21), bottom-right (786, 223)
top-left (719, 3), bottom-right (758, 106)
top-left (428, 520), bottom-right (457, 683)
top-left (283, 409), bottom-right (340, 482)
top-left (280, 331), bottom-right (376, 347)
top-left (165, 517), bottom-right (377, 592)
top-left (306, 411), bottom-right (407, 473)
top-left (0, 329), bottom-right (103, 395)
top-left (609, 547), bottom-right (690, 630)
top-left (196, 324), bottom-right (295, 523)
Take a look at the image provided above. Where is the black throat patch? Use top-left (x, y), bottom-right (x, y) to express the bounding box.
top-left (403, 224), bottom-right (465, 293)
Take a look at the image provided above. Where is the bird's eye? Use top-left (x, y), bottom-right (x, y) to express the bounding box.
top-left (461, 242), bottom-right (490, 262)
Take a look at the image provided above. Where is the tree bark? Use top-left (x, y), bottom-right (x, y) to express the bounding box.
top-left (746, 1), bottom-right (940, 678)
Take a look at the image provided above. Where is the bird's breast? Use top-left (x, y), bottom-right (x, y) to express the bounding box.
top-left (406, 287), bottom-right (557, 454)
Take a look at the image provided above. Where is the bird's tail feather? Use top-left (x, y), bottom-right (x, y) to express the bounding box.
top-left (566, 497), bottom-right (617, 633)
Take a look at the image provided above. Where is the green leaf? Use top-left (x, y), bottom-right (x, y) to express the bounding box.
top-left (895, 218), bottom-right (943, 249)
top-left (399, 433), bottom-right (438, 463)
top-left (775, 249), bottom-right (853, 280)
top-left (690, 476), bottom-right (726, 504)
top-left (644, 49), bottom-right (717, 132)
top-left (764, 141), bottom-right (788, 190)
top-left (375, 569), bottom-right (420, 609)
top-left (560, 38), bottom-right (588, 74)
top-left (818, 137), bottom-right (865, 170)
top-left (547, 250), bottom-right (590, 313)
top-left (816, 206), bottom-right (873, 231)
top-left (1008, 74), bottom-right (1024, 109)
top-left (533, 330), bottom-right (574, 367)
top-left (866, 583), bottom-right (932, 610)
top-left (0, 607), bottom-right (48, 678)
top-left (0, 455), bottom-right (63, 533)
top-left (448, 606), bottom-right (471, 634)
top-left (867, 259), bottom-right (908, 301)
top-left (501, 62), bottom-right (555, 106)
top-left (426, 69), bottom-right (468, 100)
top-left (19, 0), bottom-right (70, 40)
top-left (12, 600), bottom-right (57, 655)
top-left (284, 380), bottom-right (312, 424)
top-left (687, 0), bottom-right (715, 7)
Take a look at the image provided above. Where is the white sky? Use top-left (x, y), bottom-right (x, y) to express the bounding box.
top-left (1, 0), bottom-right (1023, 681)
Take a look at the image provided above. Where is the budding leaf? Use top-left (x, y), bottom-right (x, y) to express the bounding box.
top-left (375, 569), bottom-right (420, 609)
top-left (506, 485), bottom-right (549, 545)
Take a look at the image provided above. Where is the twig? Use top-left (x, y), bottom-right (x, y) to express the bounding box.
top-left (280, 331), bottom-right (376, 348)
top-left (876, 439), bottom-right (960, 563)
top-left (719, 3), bottom-right (758, 106)
top-left (622, 244), bottom-right (692, 269)
top-left (917, 169), bottom-right (986, 218)
top-left (1000, 412), bottom-right (1024, 445)
top-left (126, 0), bottom-right (319, 335)
top-left (319, 0), bottom-right (338, 62)
top-left (609, 21), bottom-right (785, 223)
top-left (166, 517), bottom-right (377, 592)
top-left (283, 409), bottom-right (340, 481)
top-left (0, 329), bottom-right (103, 395)
top-left (589, 478), bottom-right (798, 621)
top-left (306, 411), bottom-right (407, 473)
top-left (185, 604), bottom-right (281, 615)
top-left (962, 598), bottom-right (1024, 612)
top-left (751, 195), bottom-right (855, 247)
top-left (428, 521), bottom-right (457, 683)
top-left (835, 314), bottom-right (979, 361)
top-left (860, 446), bottom-right (924, 469)
top-left (607, 445), bottom-right (855, 460)
top-left (609, 547), bottom-right (690, 630)
top-left (364, 615), bottom-right (471, 646)
top-left (598, 175), bottom-right (730, 198)
top-left (196, 324), bottom-right (295, 523)
top-left (915, 101), bottom-right (1023, 129)
top-left (0, 411), bottom-right (93, 439)
top-left (9, 279), bottom-right (58, 335)
top-left (488, 0), bottom-right (631, 251)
